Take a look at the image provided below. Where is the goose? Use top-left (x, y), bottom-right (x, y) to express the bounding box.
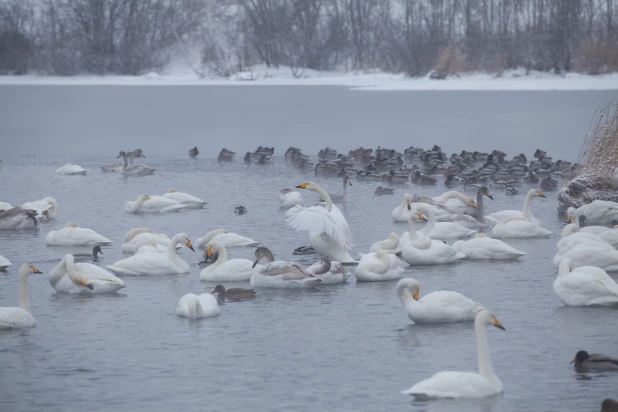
top-left (0, 255), bottom-right (12, 271)
top-left (491, 216), bottom-right (552, 239)
top-left (121, 228), bottom-right (175, 253)
top-left (72, 245), bottom-right (104, 262)
top-left (195, 229), bottom-right (259, 248)
top-left (278, 188), bottom-right (304, 209)
top-left (487, 189), bottom-right (545, 225)
top-left (396, 278), bottom-right (482, 323)
top-left (176, 293), bottom-right (219, 319)
top-left (49, 254), bottom-right (125, 294)
top-left (410, 204), bottom-right (477, 239)
top-left (392, 193), bottom-right (413, 222)
top-left (250, 246), bottom-right (321, 288)
top-left (0, 264), bottom-right (41, 329)
top-left (402, 309), bottom-right (505, 399)
top-left (369, 233), bottom-right (401, 254)
top-left (200, 242), bottom-right (263, 281)
top-left (553, 243), bottom-right (618, 271)
top-left (21, 197), bottom-right (58, 220)
top-left (553, 258), bottom-right (618, 305)
top-left (124, 194), bottom-right (185, 213)
top-left (56, 163), bottom-right (87, 175)
top-left (117, 151), bottom-right (155, 176)
top-left (46, 222), bottom-right (113, 246)
top-left (397, 215), bottom-right (465, 265)
top-left (355, 251), bottom-right (403, 282)
top-left (328, 175), bottom-right (352, 202)
top-left (107, 233), bottom-right (194, 275)
top-left (0, 208), bottom-right (38, 229)
top-left (163, 190), bottom-right (207, 208)
top-left (287, 182), bottom-right (355, 263)
top-left (211, 285), bottom-right (258, 301)
top-left (306, 257), bottom-right (348, 284)
top-left (189, 146), bottom-right (199, 158)
top-left (452, 234), bottom-right (525, 260)
top-left (570, 350), bottom-right (618, 371)
top-left (431, 191), bottom-right (478, 215)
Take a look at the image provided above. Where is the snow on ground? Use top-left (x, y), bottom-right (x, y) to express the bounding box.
top-left (1, 65), bottom-right (617, 91)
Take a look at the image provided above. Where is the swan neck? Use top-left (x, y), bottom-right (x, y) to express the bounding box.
top-left (396, 281), bottom-right (417, 305)
top-left (315, 185), bottom-right (333, 211)
top-left (522, 191), bottom-right (536, 221)
top-left (558, 259), bottom-right (572, 277)
top-left (376, 252), bottom-right (391, 272)
top-left (64, 255), bottom-right (82, 285)
top-left (132, 196), bottom-right (146, 212)
top-left (49, 257), bottom-right (67, 287)
top-left (475, 317), bottom-right (501, 389)
top-left (477, 192), bottom-right (485, 223)
top-left (122, 154), bottom-right (129, 169)
top-left (167, 236), bottom-right (183, 260)
top-left (407, 218), bottom-right (420, 240)
top-left (421, 209), bottom-right (435, 234)
top-left (19, 273), bottom-right (32, 315)
top-left (188, 297), bottom-right (198, 319)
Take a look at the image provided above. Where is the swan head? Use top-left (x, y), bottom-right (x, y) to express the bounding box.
top-left (117, 151), bottom-right (127, 158)
top-left (389, 232), bottom-right (399, 242)
top-left (479, 186), bottom-right (493, 200)
top-left (476, 309), bottom-right (506, 330)
top-left (535, 190), bottom-right (546, 198)
top-left (206, 241), bottom-right (224, 258)
top-left (343, 175), bottom-right (352, 186)
top-left (403, 193), bottom-right (412, 207)
top-left (253, 247), bottom-right (275, 267)
top-left (19, 263), bottom-right (42, 277)
top-left (295, 182), bottom-right (320, 191)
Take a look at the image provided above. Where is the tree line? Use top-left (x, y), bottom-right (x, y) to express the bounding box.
top-left (0, 0), bottom-right (616, 77)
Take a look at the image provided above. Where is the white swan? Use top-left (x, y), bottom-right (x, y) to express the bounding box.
top-left (195, 229), bottom-right (259, 248)
top-left (491, 216), bottom-right (552, 239)
top-left (50, 254), bottom-right (125, 294)
top-left (124, 194), bottom-right (186, 213)
top-left (121, 228), bottom-right (174, 253)
top-left (107, 233), bottom-right (194, 275)
top-left (568, 200), bottom-right (618, 226)
top-left (411, 204), bottom-right (477, 239)
top-left (56, 163), bottom-right (87, 175)
top-left (0, 255), bottom-right (11, 271)
top-left (553, 242), bottom-right (618, 272)
top-left (0, 208), bottom-right (38, 229)
top-left (431, 191), bottom-right (477, 215)
top-left (200, 242), bottom-right (263, 281)
top-left (278, 188), bottom-right (304, 209)
top-left (0, 264), bottom-right (41, 329)
top-left (250, 247), bottom-right (322, 288)
top-left (287, 182), bottom-right (355, 263)
top-left (46, 222), bottom-right (112, 246)
top-left (452, 234), bottom-right (525, 260)
top-left (117, 151), bottom-right (155, 176)
top-left (163, 190), bottom-right (207, 208)
top-left (555, 219), bottom-right (607, 253)
top-left (553, 258), bottom-right (618, 306)
top-left (306, 257), bottom-right (348, 284)
top-left (402, 309), bottom-right (505, 399)
top-left (355, 251), bottom-right (403, 282)
top-left (567, 207), bottom-right (615, 235)
top-left (370, 233), bottom-right (401, 254)
top-left (598, 227), bottom-right (618, 248)
top-left (397, 215), bottom-right (465, 265)
top-left (396, 278), bottom-right (482, 324)
top-left (392, 193), bottom-right (413, 222)
top-left (0, 201), bottom-right (12, 212)
top-left (487, 189), bottom-right (545, 225)
top-left (21, 197), bottom-right (58, 220)
top-left (176, 293), bottom-right (219, 319)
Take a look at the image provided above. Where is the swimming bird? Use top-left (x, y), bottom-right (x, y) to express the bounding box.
top-left (162, 190), bottom-right (207, 208)
top-left (49, 254), bottom-right (125, 294)
top-left (410, 204), bottom-right (477, 239)
top-left (0, 207), bottom-right (38, 229)
top-left (553, 258), bottom-right (618, 305)
top-left (487, 189), bottom-right (545, 225)
top-left (21, 197), bottom-right (58, 220)
top-left (72, 245), bottom-right (104, 262)
top-left (0, 264), bottom-right (42, 329)
top-left (234, 205), bottom-right (247, 214)
top-left (56, 163), bottom-right (87, 175)
top-left (121, 228), bottom-right (175, 253)
top-left (250, 247), bottom-right (321, 288)
top-left (200, 241), bottom-right (263, 281)
top-left (305, 256), bottom-right (348, 284)
top-left (117, 151), bottom-right (155, 176)
top-left (211, 285), bottom-right (258, 301)
top-left (452, 234), bottom-right (526, 260)
top-left (396, 215), bottom-right (466, 265)
top-left (328, 175), bottom-right (352, 202)
top-left (602, 398), bottom-right (618, 412)
top-left (392, 193), bottom-right (413, 222)
top-left (570, 350), bottom-right (618, 371)
top-left (370, 233), bottom-right (401, 254)
top-left (189, 146), bottom-right (199, 158)
top-left (355, 251), bottom-right (403, 282)
top-left (195, 229), bottom-right (259, 248)
top-left (46, 222), bottom-right (113, 246)
top-left (176, 293), bottom-right (219, 319)
top-left (491, 216), bottom-right (552, 239)
top-left (124, 194), bottom-right (185, 213)
top-left (0, 255), bottom-right (12, 271)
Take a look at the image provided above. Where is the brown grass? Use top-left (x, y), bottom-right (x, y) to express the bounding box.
top-left (431, 47), bottom-right (466, 79)
top-left (573, 38), bottom-right (618, 74)
top-left (577, 100), bottom-right (618, 177)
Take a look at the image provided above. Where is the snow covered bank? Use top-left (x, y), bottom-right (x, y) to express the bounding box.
top-left (1, 66), bottom-right (617, 91)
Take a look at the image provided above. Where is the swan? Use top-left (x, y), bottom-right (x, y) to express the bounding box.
top-left (133, 240), bottom-right (171, 254)
top-left (200, 242), bottom-right (263, 281)
top-left (250, 247), bottom-right (321, 288)
top-left (553, 258), bottom-right (618, 306)
top-left (49, 254), bottom-right (125, 294)
top-left (553, 243), bottom-right (618, 272)
top-left (117, 151), bottom-right (155, 176)
top-left (431, 191), bottom-right (477, 215)
top-left (392, 193), bottom-right (413, 222)
top-left (397, 215), bottom-right (465, 265)
top-left (124, 194), bottom-right (185, 213)
top-left (46, 222), bottom-right (112, 246)
top-left (410, 204), bottom-right (477, 239)
top-left (0, 208), bottom-right (38, 229)
top-left (0, 255), bottom-right (12, 271)
top-left (567, 208), bottom-right (615, 235)
top-left (370, 233), bottom-right (401, 254)
top-left (491, 216), bottom-right (552, 239)
top-left (598, 227), bottom-right (618, 248)
top-left (176, 293), bottom-right (219, 319)
top-left (555, 219), bottom-right (608, 253)
top-left (107, 233), bottom-right (194, 275)
top-left (402, 309), bottom-right (505, 399)
top-left (195, 229), bottom-right (259, 248)
top-left (0, 201), bottom-right (12, 212)
top-left (121, 228), bottom-right (175, 253)
top-left (306, 257), bottom-right (349, 284)
top-left (287, 182), bottom-right (355, 263)
top-left (569, 200), bottom-right (618, 226)
top-left (278, 188), bottom-right (304, 209)
top-left (396, 278), bottom-right (483, 324)
top-left (163, 190), bottom-right (207, 208)
top-left (328, 175), bottom-right (352, 202)
top-left (0, 264), bottom-right (41, 329)
top-left (487, 189), bottom-right (545, 225)
top-left (21, 197), bottom-right (58, 220)
top-left (452, 234), bottom-right (525, 260)
top-left (56, 163), bottom-right (87, 175)
top-left (355, 251), bottom-right (403, 282)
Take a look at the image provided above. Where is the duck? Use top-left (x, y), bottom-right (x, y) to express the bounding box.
top-left (396, 278), bottom-right (483, 324)
top-left (0, 264), bottom-right (42, 329)
top-left (402, 309), bottom-right (505, 399)
top-left (570, 350), bottom-right (618, 371)
top-left (0, 255), bottom-right (12, 271)
top-left (491, 216), bottom-right (552, 239)
top-left (328, 175), bottom-right (352, 202)
top-left (176, 293), bottom-right (219, 319)
top-left (553, 243), bottom-right (618, 272)
top-left (234, 205), bottom-right (247, 214)
top-left (195, 229), bottom-right (259, 248)
top-left (452, 233), bottom-right (525, 260)
top-left (374, 186), bottom-right (394, 196)
top-left (601, 398), bottom-right (618, 412)
top-left (553, 258), bottom-right (618, 305)
top-left (124, 194), bottom-right (185, 213)
top-left (305, 257), bottom-right (348, 284)
top-left (117, 151), bottom-right (155, 176)
top-left (56, 163), bottom-right (87, 175)
top-left (487, 189), bottom-right (545, 225)
top-left (278, 188), bottom-right (304, 209)
top-left (250, 246), bottom-right (321, 288)
top-left (162, 190), bottom-right (207, 208)
top-left (107, 233), bottom-right (194, 275)
top-left (397, 215), bottom-right (465, 265)
top-left (21, 197), bottom-right (58, 220)
top-left (287, 182), bottom-right (355, 263)
top-left (410, 204), bottom-right (477, 239)
top-left (189, 146), bottom-right (199, 158)
top-left (355, 251), bottom-right (403, 282)
top-left (0, 207), bottom-right (38, 229)
top-left (72, 245), bottom-right (104, 262)
top-left (211, 285), bottom-right (258, 301)
top-left (121, 228), bottom-right (175, 253)
top-left (200, 242), bottom-right (262, 281)
top-left (369, 233), bottom-right (401, 254)
top-left (46, 222), bottom-right (113, 246)
top-left (49, 254), bottom-right (125, 294)
top-left (392, 193), bottom-right (413, 222)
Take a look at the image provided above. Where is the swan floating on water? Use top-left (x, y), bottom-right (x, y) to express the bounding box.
top-left (0, 255), bottom-right (12, 271)
top-left (392, 193), bottom-right (413, 223)
top-left (163, 190), bottom-right (207, 208)
top-left (0, 207), bottom-right (38, 229)
top-left (200, 242), bottom-right (263, 281)
top-left (49, 254), bottom-right (125, 294)
top-left (452, 233), bottom-right (525, 260)
top-left (117, 151), bottom-right (155, 176)
top-left (355, 251), bottom-right (403, 282)
top-left (553, 258), bottom-right (618, 305)
top-left (278, 188), bottom-right (304, 209)
top-left (410, 204), bottom-right (477, 239)
top-left (397, 215), bottom-right (466, 265)
top-left (121, 228), bottom-right (176, 253)
top-left (491, 216), bottom-right (552, 239)
top-left (250, 247), bottom-right (321, 288)
top-left (487, 189), bottom-right (545, 225)
top-left (196, 229), bottom-right (259, 249)
top-left (125, 194), bottom-right (185, 213)
top-left (177, 293), bottom-right (219, 319)
top-left (370, 233), bottom-right (401, 254)
top-left (56, 163), bottom-right (87, 175)
top-left (0, 264), bottom-right (41, 329)
top-left (306, 256), bottom-right (348, 284)
top-left (22, 197), bottom-right (58, 220)
top-left (46, 222), bottom-right (113, 246)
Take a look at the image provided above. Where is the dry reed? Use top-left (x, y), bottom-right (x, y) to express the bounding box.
top-left (577, 100), bottom-right (618, 178)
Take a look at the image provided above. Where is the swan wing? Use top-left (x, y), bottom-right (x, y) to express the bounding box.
top-left (286, 205), bottom-right (349, 250)
top-left (329, 203), bottom-right (354, 248)
top-left (0, 307), bottom-right (36, 329)
top-left (73, 263), bottom-right (125, 284)
top-left (403, 371), bottom-right (498, 398)
top-left (260, 261), bottom-right (313, 280)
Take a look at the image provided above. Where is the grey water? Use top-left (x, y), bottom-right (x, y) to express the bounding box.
top-left (0, 86), bottom-right (617, 412)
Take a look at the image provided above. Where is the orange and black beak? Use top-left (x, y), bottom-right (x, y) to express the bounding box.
top-left (186, 240), bottom-right (194, 252)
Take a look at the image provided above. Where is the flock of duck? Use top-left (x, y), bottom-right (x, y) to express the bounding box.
top-left (1, 144), bottom-right (617, 404)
